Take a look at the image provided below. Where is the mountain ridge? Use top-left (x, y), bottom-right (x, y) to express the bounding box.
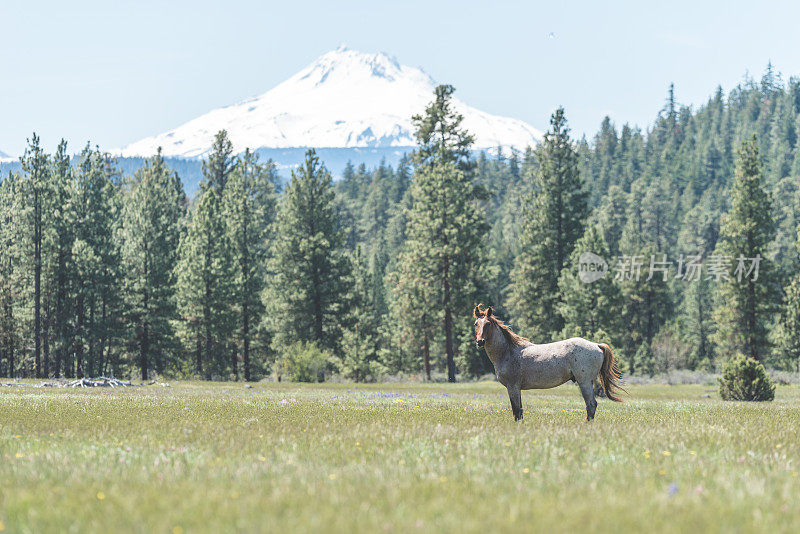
top-left (116, 46), bottom-right (541, 158)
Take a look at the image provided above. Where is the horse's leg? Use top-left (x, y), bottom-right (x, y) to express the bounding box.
top-left (578, 381), bottom-right (597, 421)
top-left (507, 385), bottom-right (523, 422)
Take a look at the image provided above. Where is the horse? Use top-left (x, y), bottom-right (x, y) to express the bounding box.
top-left (473, 305), bottom-right (625, 421)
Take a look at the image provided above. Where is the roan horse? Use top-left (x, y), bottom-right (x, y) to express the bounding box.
top-left (473, 305), bottom-right (625, 421)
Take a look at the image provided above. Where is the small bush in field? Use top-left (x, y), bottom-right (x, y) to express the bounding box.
top-left (274, 341), bottom-right (332, 382)
top-left (718, 354), bottom-right (775, 401)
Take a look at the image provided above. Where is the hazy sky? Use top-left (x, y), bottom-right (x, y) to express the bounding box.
top-left (2, 0), bottom-right (799, 156)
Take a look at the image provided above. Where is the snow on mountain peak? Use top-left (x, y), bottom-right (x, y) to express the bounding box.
top-left (117, 48), bottom-right (541, 158)
top-left (302, 46), bottom-right (410, 85)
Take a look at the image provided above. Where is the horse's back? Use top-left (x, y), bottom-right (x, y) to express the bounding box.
top-left (517, 337), bottom-right (603, 388)
top-left (525, 337), bottom-right (600, 356)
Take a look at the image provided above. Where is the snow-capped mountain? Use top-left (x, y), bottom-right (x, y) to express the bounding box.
top-left (117, 46), bottom-right (541, 158)
top-left (0, 149), bottom-right (12, 161)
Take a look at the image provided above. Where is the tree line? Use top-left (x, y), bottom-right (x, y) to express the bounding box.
top-left (2, 68), bottom-right (800, 381)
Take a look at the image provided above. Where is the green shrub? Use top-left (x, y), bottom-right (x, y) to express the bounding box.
top-left (718, 354), bottom-right (775, 401)
top-left (274, 341), bottom-right (332, 382)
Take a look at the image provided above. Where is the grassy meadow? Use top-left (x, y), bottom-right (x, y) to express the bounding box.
top-left (1, 380), bottom-right (799, 533)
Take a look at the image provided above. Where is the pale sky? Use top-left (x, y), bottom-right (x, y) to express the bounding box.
top-left (2, 0), bottom-right (799, 156)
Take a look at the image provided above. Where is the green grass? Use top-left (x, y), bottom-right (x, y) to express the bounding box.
top-left (1, 381), bottom-right (799, 533)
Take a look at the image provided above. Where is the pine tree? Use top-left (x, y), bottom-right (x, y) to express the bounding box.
top-left (121, 149), bottom-right (186, 379)
top-left (589, 116), bottom-right (618, 205)
top-left (680, 274), bottom-right (714, 369)
top-left (0, 172), bottom-right (24, 377)
top-left (338, 246), bottom-right (384, 381)
top-left (641, 177), bottom-right (676, 252)
top-left (68, 146), bottom-right (123, 377)
top-left (412, 84), bottom-right (475, 174)
top-left (20, 133), bottom-right (49, 377)
top-left (509, 107), bottom-right (588, 341)
top-left (263, 150), bottom-right (352, 359)
top-left (385, 256), bottom-right (437, 378)
top-left (223, 149), bottom-right (277, 380)
top-left (48, 140), bottom-right (75, 378)
top-left (395, 161), bottom-right (488, 381)
top-left (711, 136), bottom-right (777, 361)
top-left (595, 185), bottom-right (627, 256)
top-left (176, 186), bottom-right (234, 378)
top-left (557, 223), bottom-right (622, 340)
top-left (390, 85), bottom-right (490, 381)
top-left (776, 270), bottom-right (800, 369)
top-left (615, 217), bottom-right (673, 374)
top-left (201, 130), bottom-right (235, 194)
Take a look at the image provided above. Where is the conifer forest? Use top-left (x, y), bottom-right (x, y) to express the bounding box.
top-left (3, 68), bottom-right (800, 382)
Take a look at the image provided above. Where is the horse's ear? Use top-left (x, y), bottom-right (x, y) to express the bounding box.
top-left (473, 305), bottom-right (481, 318)
top-left (486, 306), bottom-right (493, 317)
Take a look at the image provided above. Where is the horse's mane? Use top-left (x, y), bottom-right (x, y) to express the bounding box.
top-left (475, 306), bottom-right (531, 347)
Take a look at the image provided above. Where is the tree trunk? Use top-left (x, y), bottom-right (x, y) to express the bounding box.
top-left (312, 261), bottom-right (324, 342)
top-left (141, 266), bottom-right (150, 380)
top-left (75, 294), bottom-right (84, 378)
top-left (99, 294), bottom-right (108, 376)
top-left (195, 322), bottom-right (203, 376)
top-left (54, 266), bottom-right (65, 378)
top-left (34, 188), bottom-right (41, 378)
top-left (443, 255), bottom-right (455, 382)
top-left (42, 309), bottom-right (50, 378)
top-left (204, 278), bottom-right (212, 380)
top-left (140, 321), bottom-right (149, 381)
top-left (748, 278), bottom-right (758, 360)
top-left (7, 342), bottom-right (13, 379)
top-left (231, 342), bottom-right (238, 381)
top-left (243, 301), bottom-right (251, 381)
top-left (88, 299), bottom-right (96, 376)
top-left (242, 207), bottom-right (251, 382)
top-left (423, 329), bottom-right (431, 381)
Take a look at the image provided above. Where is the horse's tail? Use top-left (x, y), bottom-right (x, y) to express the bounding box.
top-left (598, 343), bottom-right (626, 402)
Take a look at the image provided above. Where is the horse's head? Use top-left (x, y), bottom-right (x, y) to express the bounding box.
top-left (473, 305), bottom-right (494, 349)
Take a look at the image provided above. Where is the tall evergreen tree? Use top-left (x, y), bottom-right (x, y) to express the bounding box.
top-left (710, 136), bottom-right (777, 361)
top-left (509, 107), bottom-right (588, 340)
top-left (121, 149), bottom-right (186, 379)
top-left (411, 84), bottom-right (475, 174)
top-left (594, 185), bottom-right (627, 256)
top-left (338, 245), bottom-right (384, 381)
top-left (557, 223), bottom-right (622, 340)
top-left (396, 161), bottom-right (488, 381)
top-left (176, 187), bottom-right (234, 378)
top-left (223, 149), bottom-right (277, 380)
top-left (0, 173), bottom-right (24, 377)
top-left (394, 85), bottom-right (489, 381)
top-left (176, 133), bottom-right (240, 378)
top-left (263, 150), bottom-right (352, 357)
top-left (614, 215), bottom-right (673, 374)
top-left (202, 130), bottom-right (235, 194)
top-left (385, 256), bottom-right (437, 378)
top-left (68, 146), bottom-right (122, 377)
top-left (680, 275), bottom-right (714, 369)
top-left (20, 133), bottom-right (49, 377)
top-left (48, 140), bottom-right (75, 378)
top-left (776, 266), bottom-right (800, 369)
